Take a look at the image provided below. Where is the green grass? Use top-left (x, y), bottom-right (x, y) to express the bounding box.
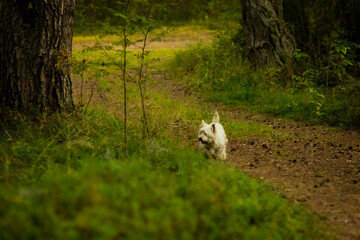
top-left (169, 33), bottom-right (360, 129)
top-left (0, 110), bottom-right (330, 240)
top-left (73, 25), bottom-right (214, 44)
top-left (72, 25), bottom-right (214, 73)
top-left (222, 119), bottom-right (273, 139)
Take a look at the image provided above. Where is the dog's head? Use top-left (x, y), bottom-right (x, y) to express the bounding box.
top-left (198, 111), bottom-right (220, 145)
top-left (198, 120), bottom-right (216, 145)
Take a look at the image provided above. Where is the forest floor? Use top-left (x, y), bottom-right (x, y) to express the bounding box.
top-left (72, 26), bottom-right (360, 240)
top-left (153, 72), bottom-right (360, 240)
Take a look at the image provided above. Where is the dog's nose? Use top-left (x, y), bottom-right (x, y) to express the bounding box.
top-left (198, 138), bottom-right (202, 142)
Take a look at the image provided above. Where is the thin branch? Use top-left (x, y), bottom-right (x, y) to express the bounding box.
top-left (89, 31), bottom-right (136, 83)
top-left (122, 0), bottom-right (131, 157)
top-left (84, 78), bottom-right (96, 114)
top-left (138, 27), bottom-right (151, 137)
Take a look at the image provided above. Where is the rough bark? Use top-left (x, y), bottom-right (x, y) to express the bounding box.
top-left (241, 0), bottom-right (295, 67)
top-left (0, 0), bottom-right (75, 113)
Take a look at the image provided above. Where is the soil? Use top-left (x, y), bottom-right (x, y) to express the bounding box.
top-left (227, 112), bottom-right (360, 240)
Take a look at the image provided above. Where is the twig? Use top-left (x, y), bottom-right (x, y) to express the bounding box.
top-left (84, 78), bottom-right (96, 114)
top-left (90, 31), bottom-right (137, 83)
top-left (138, 27), bottom-right (151, 137)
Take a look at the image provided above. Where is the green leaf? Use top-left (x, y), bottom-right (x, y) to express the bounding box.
top-left (114, 13), bottom-right (127, 19)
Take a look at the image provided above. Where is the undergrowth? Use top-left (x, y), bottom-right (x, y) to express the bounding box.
top-left (0, 110), bottom-right (330, 240)
top-left (169, 30), bottom-right (360, 129)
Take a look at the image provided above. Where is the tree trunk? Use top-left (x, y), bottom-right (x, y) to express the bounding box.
top-left (241, 0), bottom-right (295, 67)
top-left (0, 0), bottom-right (75, 113)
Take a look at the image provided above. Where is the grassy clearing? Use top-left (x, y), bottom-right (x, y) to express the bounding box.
top-left (72, 25), bottom-right (214, 54)
top-left (73, 25), bottom-right (214, 44)
top-left (72, 25), bottom-right (214, 73)
top-left (0, 26), bottom-right (331, 239)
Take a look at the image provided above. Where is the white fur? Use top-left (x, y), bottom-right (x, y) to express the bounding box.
top-left (198, 111), bottom-right (228, 160)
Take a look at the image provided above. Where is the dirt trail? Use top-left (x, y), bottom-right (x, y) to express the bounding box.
top-left (227, 111), bottom-right (360, 240)
top-left (152, 72), bottom-right (360, 240)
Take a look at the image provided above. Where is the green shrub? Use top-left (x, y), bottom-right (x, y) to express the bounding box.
top-left (170, 30), bottom-right (360, 129)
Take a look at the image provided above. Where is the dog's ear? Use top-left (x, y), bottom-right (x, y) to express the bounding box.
top-left (211, 124), bottom-right (216, 134)
top-left (212, 111), bottom-right (219, 123)
top-left (200, 120), bottom-right (206, 128)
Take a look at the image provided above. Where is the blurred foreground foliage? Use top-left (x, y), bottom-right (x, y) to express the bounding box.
top-left (0, 111), bottom-right (330, 239)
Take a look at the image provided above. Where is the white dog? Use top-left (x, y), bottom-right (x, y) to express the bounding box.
top-left (198, 111), bottom-right (228, 160)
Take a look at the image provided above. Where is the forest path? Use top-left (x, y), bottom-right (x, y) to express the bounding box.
top-left (153, 70), bottom-right (360, 239)
top-left (151, 72), bottom-right (360, 240)
top-left (72, 26), bottom-right (360, 240)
